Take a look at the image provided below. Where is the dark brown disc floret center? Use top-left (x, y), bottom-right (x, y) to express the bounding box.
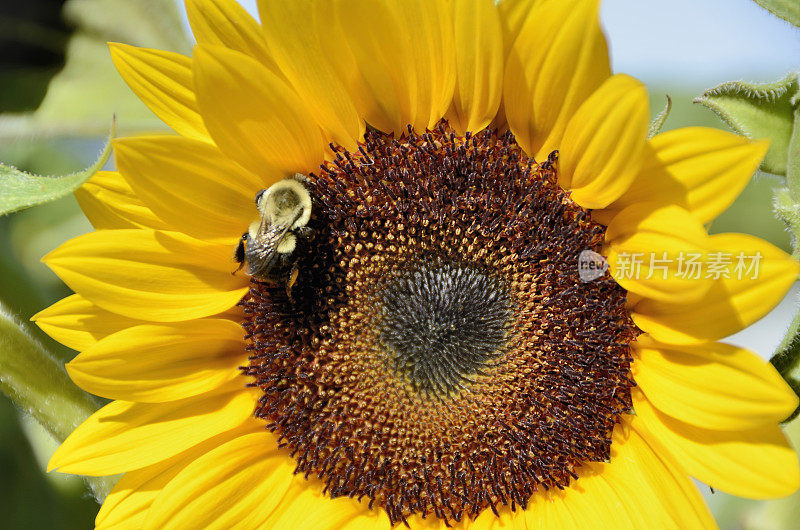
top-left (240, 122), bottom-right (638, 526)
top-left (379, 260), bottom-right (512, 397)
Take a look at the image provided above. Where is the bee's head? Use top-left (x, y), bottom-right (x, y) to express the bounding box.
top-left (256, 176), bottom-right (312, 229)
top-left (254, 188), bottom-right (266, 206)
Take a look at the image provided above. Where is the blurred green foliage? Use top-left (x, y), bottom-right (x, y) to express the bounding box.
top-left (0, 399), bottom-right (98, 529)
top-left (0, 0), bottom-right (189, 527)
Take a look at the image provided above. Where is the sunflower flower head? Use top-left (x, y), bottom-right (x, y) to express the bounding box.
top-left (32, 0), bottom-right (800, 528)
top-left (241, 124), bottom-right (639, 523)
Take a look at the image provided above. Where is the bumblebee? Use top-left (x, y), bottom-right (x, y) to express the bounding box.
top-left (234, 175), bottom-right (313, 294)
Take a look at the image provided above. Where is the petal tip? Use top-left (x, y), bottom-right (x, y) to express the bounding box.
top-left (46, 452), bottom-right (62, 473)
top-left (107, 41), bottom-right (132, 62)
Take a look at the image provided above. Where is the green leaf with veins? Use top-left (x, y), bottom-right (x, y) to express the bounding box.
top-left (753, 0), bottom-right (800, 26)
top-left (0, 120), bottom-right (114, 216)
top-left (648, 95), bottom-right (672, 138)
top-left (694, 73), bottom-right (799, 176)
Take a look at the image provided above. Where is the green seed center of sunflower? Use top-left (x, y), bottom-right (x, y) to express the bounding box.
top-left (241, 122), bottom-right (639, 526)
top-left (378, 260), bottom-right (512, 397)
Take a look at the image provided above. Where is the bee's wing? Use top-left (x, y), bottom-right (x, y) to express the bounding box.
top-left (246, 221), bottom-right (292, 274)
top-left (245, 208), bottom-right (306, 278)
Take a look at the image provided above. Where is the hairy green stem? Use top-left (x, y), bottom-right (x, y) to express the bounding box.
top-left (0, 304), bottom-right (115, 501)
top-left (772, 108), bottom-right (800, 421)
top-left (787, 108), bottom-right (800, 200)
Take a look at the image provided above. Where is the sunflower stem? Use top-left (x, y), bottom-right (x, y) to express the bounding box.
top-left (771, 306), bottom-right (800, 422)
top-left (772, 106), bottom-right (800, 420)
top-left (787, 107), bottom-right (800, 199)
top-left (0, 302), bottom-right (115, 501)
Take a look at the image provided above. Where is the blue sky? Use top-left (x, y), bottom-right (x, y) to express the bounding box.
top-left (602, 0), bottom-right (799, 88)
top-left (202, 0), bottom-right (799, 90)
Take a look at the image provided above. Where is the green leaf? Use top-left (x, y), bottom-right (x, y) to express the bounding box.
top-left (694, 73), bottom-right (799, 175)
top-left (648, 95), bottom-right (672, 138)
top-left (0, 303), bottom-right (115, 501)
top-left (753, 0), bottom-right (800, 26)
top-left (0, 120), bottom-right (114, 216)
top-left (773, 186), bottom-right (800, 256)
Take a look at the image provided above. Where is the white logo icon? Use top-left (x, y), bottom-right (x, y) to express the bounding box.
top-left (578, 250), bottom-right (609, 283)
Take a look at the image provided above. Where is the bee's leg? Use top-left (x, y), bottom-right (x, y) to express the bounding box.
top-left (292, 172), bottom-right (310, 184)
top-left (232, 233), bottom-right (247, 275)
top-left (295, 226), bottom-right (315, 241)
top-left (285, 264), bottom-right (299, 299)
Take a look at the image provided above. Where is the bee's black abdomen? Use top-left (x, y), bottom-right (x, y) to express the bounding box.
top-left (234, 233), bottom-right (247, 264)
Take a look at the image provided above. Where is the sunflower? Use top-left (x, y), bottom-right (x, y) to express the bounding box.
top-left (31, 0), bottom-right (800, 528)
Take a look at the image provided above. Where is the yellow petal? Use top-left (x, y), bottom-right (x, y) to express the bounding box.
top-left (264, 474), bottom-right (388, 530)
top-left (600, 428), bottom-right (716, 529)
top-left (633, 336), bottom-right (798, 430)
top-left (96, 421), bottom-right (261, 529)
top-left (108, 43), bottom-right (209, 142)
top-left (48, 388), bottom-right (256, 475)
top-left (526, 484), bottom-right (630, 529)
top-left (332, 0), bottom-right (455, 135)
top-left (192, 44), bottom-right (327, 179)
top-left (144, 432), bottom-right (292, 530)
top-left (503, 0), bottom-right (610, 160)
top-left (446, 0), bottom-right (503, 135)
top-left (75, 171), bottom-right (169, 231)
top-left (498, 0), bottom-right (542, 57)
top-left (257, 0), bottom-right (364, 151)
top-left (601, 129), bottom-right (768, 224)
top-left (522, 423), bottom-right (715, 529)
top-left (185, 0), bottom-right (278, 71)
top-left (403, 513), bottom-right (463, 530)
top-left (492, 0), bottom-right (541, 132)
top-left (634, 392), bottom-right (800, 499)
top-left (605, 203), bottom-right (712, 303)
top-left (632, 233), bottom-right (800, 344)
top-left (589, 142), bottom-right (687, 226)
top-left (470, 506), bottom-right (526, 530)
top-left (398, 0), bottom-right (457, 132)
top-left (66, 319), bottom-right (246, 403)
top-left (114, 135), bottom-right (262, 244)
top-left (43, 229), bottom-right (248, 322)
top-left (340, 514), bottom-right (393, 530)
top-left (558, 74), bottom-right (649, 209)
top-left (648, 128), bottom-right (768, 223)
top-left (520, 494), bottom-right (576, 530)
top-left (32, 294), bottom-right (145, 352)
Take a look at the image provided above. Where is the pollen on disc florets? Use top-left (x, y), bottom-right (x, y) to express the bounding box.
top-left (240, 122), bottom-right (639, 525)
